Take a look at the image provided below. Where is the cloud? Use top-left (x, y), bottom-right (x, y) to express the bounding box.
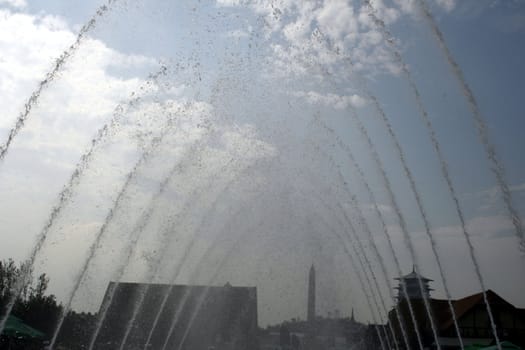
top-left (461, 181), bottom-right (525, 213)
top-left (392, 0), bottom-right (456, 16)
top-left (0, 6), bottom-right (191, 269)
top-left (436, 0), bottom-right (456, 12)
top-left (0, 0), bottom-right (26, 9)
top-left (224, 28), bottom-right (250, 38)
top-left (218, 124), bottom-right (276, 159)
top-left (0, 3), bottom-right (280, 305)
top-left (0, 8), bottom-right (160, 160)
top-left (214, 0), bottom-right (459, 81)
top-left (292, 90), bottom-right (368, 109)
top-left (384, 214), bottom-right (518, 243)
top-left (217, 0), bottom-right (397, 77)
top-left (316, 0), bottom-right (358, 41)
top-left (364, 0), bottom-right (401, 24)
top-left (215, 0), bottom-right (243, 6)
top-left (435, 215), bottom-right (516, 239)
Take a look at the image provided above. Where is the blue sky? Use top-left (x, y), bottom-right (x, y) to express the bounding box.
top-left (0, 0), bottom-right (524, 326)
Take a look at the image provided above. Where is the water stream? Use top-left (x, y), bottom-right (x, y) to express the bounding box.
top-left (0, 2), bottom-right (521, 350)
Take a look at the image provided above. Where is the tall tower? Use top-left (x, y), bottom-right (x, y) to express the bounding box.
top-left (395, 266), bottom-right (433, 301)
top-left (307, 265), bottom-right (316, 322)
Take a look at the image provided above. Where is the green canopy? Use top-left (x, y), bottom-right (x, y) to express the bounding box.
top-left (464, 344), bottom-right (485, 350)
top-left (1, 315), bottom-right (46, 339)
top-left (481, 341), bottom-right (522, 350)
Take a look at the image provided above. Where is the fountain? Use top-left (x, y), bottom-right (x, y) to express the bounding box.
top-left (0, 1), bottom-right (523, 350)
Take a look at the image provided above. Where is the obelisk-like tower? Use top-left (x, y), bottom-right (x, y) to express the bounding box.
top-left (307, 265), bottom-right (316, 322)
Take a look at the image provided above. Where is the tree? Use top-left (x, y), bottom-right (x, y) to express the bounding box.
top-left (0, 259), bottom-right (31, 314)
top-left (0, 260), bottom-right (61, 337)
top-left (0, 259), bottom-right (97, 349)
top-left (33, 273), bottom-right (49, 299)
top-left (0, 260), bottom-right (17, 297)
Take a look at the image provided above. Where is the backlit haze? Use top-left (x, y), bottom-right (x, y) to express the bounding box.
top-left (0, 0), bottom-right (524, 327)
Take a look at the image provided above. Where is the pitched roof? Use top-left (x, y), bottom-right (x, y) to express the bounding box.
top-left (440, 290), bottom-right (519, 331)
top-left (394, 267), bottom-right (433, 282)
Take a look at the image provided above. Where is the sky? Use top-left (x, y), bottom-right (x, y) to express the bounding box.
top-left (0, 0), bottom-right (524, 328)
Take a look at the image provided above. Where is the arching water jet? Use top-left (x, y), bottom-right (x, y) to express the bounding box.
top-left (48, 97), bottom-right (200, 349)
top-left (314, 115), bottom-right (418, 350)
top-left (139, 157), bottom-right (271, 350)
top-left (0, 67), bottom-right (167, 336)
top-left (0, 0), bottom-right (120, 164)
top-left (87, 153), bottom-right (239, 350)
top-left (417, 0), bottom-right (523, 256)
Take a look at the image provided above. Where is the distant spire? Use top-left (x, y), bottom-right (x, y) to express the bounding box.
top-left (307, 265), bottom-right (316, 322)
top-left (351, 308), bottom-right (355, 322)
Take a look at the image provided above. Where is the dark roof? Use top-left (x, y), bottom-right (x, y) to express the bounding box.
top-left (388, 289), bottom-right (525, 337)
top-left (394, 284), bottom-right (434, 291)
top-left (394, 270), bottom-right (433, 282)
top-left (439, 290), bottom-right (523, 331)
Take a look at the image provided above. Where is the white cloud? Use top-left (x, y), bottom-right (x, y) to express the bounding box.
top-left (219, 123), bottom-right (276, 160)
top-left (0, 7), bottom-right (186, 267)
top-left (214, 0), bottom-right (456, 80)
top-left (0, 0), bottom-right (26, 9)
top-left (368, 0), bottom-right (401, 23)
top-left (393, 0), bottom-right (456, 16)
top-left (0, 4), bottom-right (280, 305)
top-left (316, 0), bottom-right (358, 41)
top-left (215, 0), bottom-right (243, 5)
top-left (392, 0), bottom-right (418, 15)
top-left (265, 1), bottom-right (400, 78)
top-left (0, 8), bottom-right (160, 159)
top-left (436, 0), bottom-right (456, 12)
top-left (292, 90), bottom-right (368, 109)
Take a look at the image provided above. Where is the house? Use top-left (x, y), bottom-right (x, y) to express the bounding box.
top-left (386, 270), bottom-right (525, 349)
top-left (434, 290), bottom-right (525, 349)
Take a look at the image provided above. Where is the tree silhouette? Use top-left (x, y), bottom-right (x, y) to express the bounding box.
top-left (0, 259), bottom-right (97, 349)
top-left (0, 260), bottom-right (61, 334)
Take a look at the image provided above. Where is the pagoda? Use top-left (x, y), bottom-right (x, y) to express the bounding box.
top-left (394, 266), bottom-right (433, 300)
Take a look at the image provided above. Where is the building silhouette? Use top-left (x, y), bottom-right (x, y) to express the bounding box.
top-left (93, 282), bottom-right (258, 350)
top-left (261, 266), bottom-right (366, 350)
top-left (307, 265), bottom-right (316, 323)
top-left (382, 270), bottom-right (525, 350)
top-left (394, 266), bottom-right (433, 301)
top-left (305, 265), bottom-right (316, 350)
